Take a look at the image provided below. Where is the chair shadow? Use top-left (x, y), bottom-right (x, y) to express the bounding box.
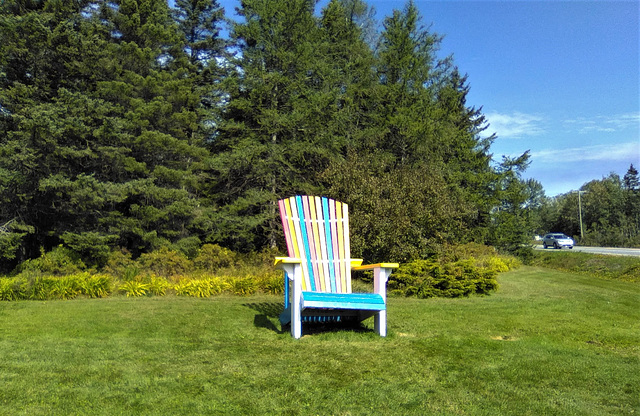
top-left (243, 302), bottom-right (374, 336)
top-left (243, 302), bottom-right (285, 334)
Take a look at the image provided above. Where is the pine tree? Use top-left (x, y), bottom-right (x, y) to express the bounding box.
top-left (0, 0), bottom-right (216, 266)
top-left (488, 151), bottom-right (538, 252)
top-left (623, 164), bottom-right (639, 191)
top-left (173, 0), bottom-right (226, 70)
top-left (622, 164), bottom-right (639, 242)
top-left (0, 0), bottom-right (100, 264)
top-left (210, 0), bottom-right (346, 251)
top-left (434, 68), bottom-right (497, 240)
top-left (374, 0), bottom-right (446, 165)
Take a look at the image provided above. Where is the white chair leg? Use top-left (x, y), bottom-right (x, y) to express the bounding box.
top-left (290, 263), bottom-right (303, 339)
top-left (375, 310), bottom-right (387, 337)
top-left (373, 267), bottom-right (390, 337)
top-left (291, 298), bottom-right (302, 339)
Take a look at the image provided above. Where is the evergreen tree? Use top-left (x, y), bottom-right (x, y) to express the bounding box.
top-left (433, 68), bottom-right (497, 241)
top-left (374, 0), bottom-right (446, 165)
top-left (172, 0), bottom-right (228, 116)
top-left (623, 164), bottom-right (639, 191)
top-left (0, 0), bottom-right (100, 264)
top-left (622, 164), bottom-right (640, 243)
top-left (210, 0), bottom-right (346, 251)
top-left (0, 0), bottom-right (215, 267)
top-left (173, 0), bottom-right (226, 69)
top-left (488, 151), bottom-right (539, 252)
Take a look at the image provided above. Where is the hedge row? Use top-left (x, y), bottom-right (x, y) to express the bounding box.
top-left (0, 243), bottom-right (518, 301)
top-left (0, 272), bottom-right (282, 301)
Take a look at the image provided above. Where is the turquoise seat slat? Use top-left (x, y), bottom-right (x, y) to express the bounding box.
top-left (296, 195), bottom-right (316, 291)
top-left (302, 291), bottom-right (386, 311)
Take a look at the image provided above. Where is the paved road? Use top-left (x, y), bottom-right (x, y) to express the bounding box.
top-left (534, 245), bottom-right (640, 257)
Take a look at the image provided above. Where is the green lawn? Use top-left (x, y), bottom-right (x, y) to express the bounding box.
top-left (0, 267), bottom-right (638, 415)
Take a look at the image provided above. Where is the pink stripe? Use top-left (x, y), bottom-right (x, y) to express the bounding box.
top-left (279, 199), bottom-right (294, 256)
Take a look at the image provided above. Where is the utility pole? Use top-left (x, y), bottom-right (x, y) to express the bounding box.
top-left (577, 190), bottom-right (585, 240)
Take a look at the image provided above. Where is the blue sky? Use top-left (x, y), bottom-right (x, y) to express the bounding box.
top-left (218, 0), bottom-right (640, 197)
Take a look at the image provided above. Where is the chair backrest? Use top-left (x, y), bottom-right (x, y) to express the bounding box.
top-left (278, 195), bottom-right (352, 293)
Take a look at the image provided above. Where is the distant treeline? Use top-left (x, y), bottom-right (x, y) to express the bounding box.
top-left (533, 166), bottom-right (640, 248)
top-left (0, 0), bottom-right (554, 272)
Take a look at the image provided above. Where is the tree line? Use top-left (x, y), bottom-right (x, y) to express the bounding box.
top-left (0, 0), bottom-right (538, 272)
top-left (533, 164), bottom-right (640, 248)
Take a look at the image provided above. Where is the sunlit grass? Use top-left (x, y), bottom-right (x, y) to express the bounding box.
top-left (0, 267), bottom-right (638, 415)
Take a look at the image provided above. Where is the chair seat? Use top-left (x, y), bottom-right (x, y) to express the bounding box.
top-left (302, 291), bottom-right (385, 311)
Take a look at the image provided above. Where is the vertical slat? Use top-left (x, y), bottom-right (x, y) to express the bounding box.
top-left (295, 195), bottom-right (315, 291)
top-left (315, 196), bottom-right (331, 292)
top-left (329, 199), bottom-right (341, 292)
top-left (309, 197), bottom-right (326, 292)
top-left (343, 202), bottom-right (352, 293)
top-left (288, 198), bottom-right (310, 291)
top-left (336, 201), bottom-right (347, 294)
top-left (278, 199), bottom-right (292, 306)
top-left (279, 199), bottom-right (294, 257)
top-left (322, 197), bottom-right (337, 293)
top-left (301, 196), bottom-right (320, 291)
top-left (283, 199), bottom-right (299, 260)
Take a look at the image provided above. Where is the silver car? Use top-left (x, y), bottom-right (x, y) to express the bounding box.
top-left (542, 233), bottom-right (574, 249)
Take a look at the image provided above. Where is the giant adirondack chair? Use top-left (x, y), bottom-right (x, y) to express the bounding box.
top-left (275, 195), bottom-right (398, 339)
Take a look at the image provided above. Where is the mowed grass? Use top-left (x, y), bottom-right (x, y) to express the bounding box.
top-left (0, 267), bottom-right (638, 415)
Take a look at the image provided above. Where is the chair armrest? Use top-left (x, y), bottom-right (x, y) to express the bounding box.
top-left (351, 263), bottom-right (399, 271)
top-left (351, 259), bottom-right (364, 268)
top-left (274, 257), bottom-right (301, 268)
top-left (351, 262), bottom-right (398, 299)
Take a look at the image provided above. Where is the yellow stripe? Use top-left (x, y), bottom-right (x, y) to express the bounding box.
top-left (290, 198), bottom-right (311, 291)
top-left (336, 201), bottom-right (347, 294)
top-left (284, 198), bottom-right (299, 259)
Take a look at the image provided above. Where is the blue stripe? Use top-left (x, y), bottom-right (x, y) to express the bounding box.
top-left (302, 291), bottom-right (385, 310)
top-left (296, 195), bottom-right (316, 291)
top-left (322, 197), bottom-right (336, 292)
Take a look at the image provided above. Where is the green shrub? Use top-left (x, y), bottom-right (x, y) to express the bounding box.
top-left (61, 231), bottom-right (116, 268)
top-left (255, 271), bottom-right (283, 295)
top-left (438, 242), bottom-right (498, 262)
top-left (81, 274), bottom-right (113, 298)
top-left (137, 247), bottom-right (192, 277)
top-left (0, 278), bottom-right (19, 300)
top-left (11, 274), bottom-right (85, 300)
top-left (514, 245), bottom-right (536, 264)
top-left (193, 244), bottom-right (236, 271)
top-left (119, 280), bottom-right (149, 297)
top-left (173, 277), bottom-right (227, 297)
top-left (146, 274), bottom-right (170, 296)
top-left (225, 275), bottom-right (258, 296)
top-left (389, 258), bottom-right (499, 298)
top-left (17, 246), bottom-right (86, 276)
top-left (103, 248), bottom-right (136, 277)
top-left (480, 256), bottom-right (510, 273)
top-left (44, 275), bottom-right (83, 300)
top-left (172, 237), bottom-right (202, 259)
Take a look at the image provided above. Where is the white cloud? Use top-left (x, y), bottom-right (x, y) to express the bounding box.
top-left (485, 111), bottom-right (545, 138)
top-left (532, 141), bottom-right (640, 164)
top-left (564, 113), bottom-right (640, 134)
